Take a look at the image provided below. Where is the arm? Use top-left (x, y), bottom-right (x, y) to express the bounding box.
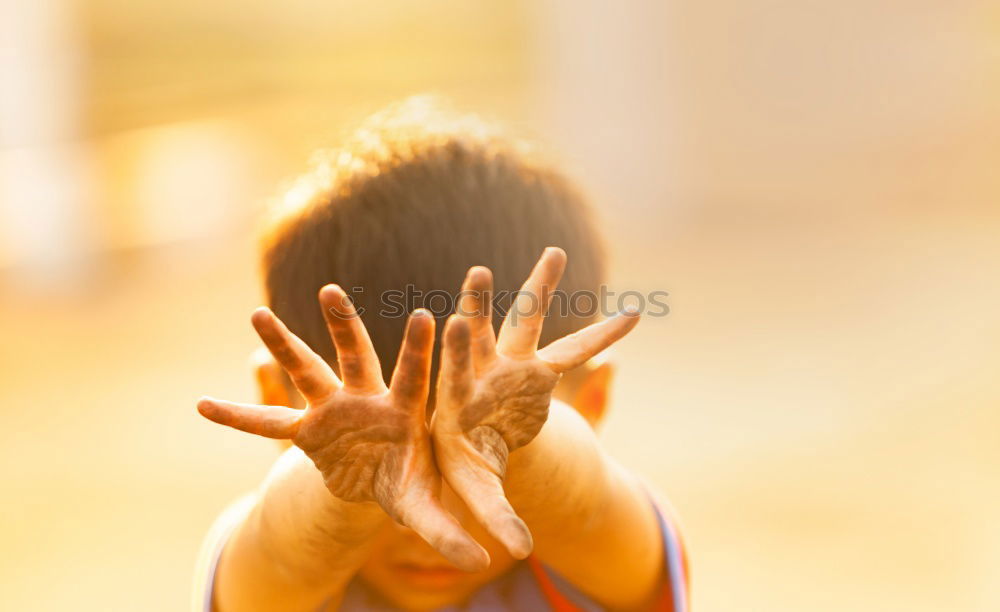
top-left (504, 400), bottom-right (663, 609)
top-left (199, 286), bottom-right (488, 611)
top-left (432, 248), bottom-right (661, 609)
top-left (213, 447), bottom-right (387, 611)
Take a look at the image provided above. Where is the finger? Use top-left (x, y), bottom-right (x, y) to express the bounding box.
top-left (396, 490), bottom-right (491, 572)
top-left (458, 266), bottom-right (497, 371)
top-left (435, 315), bottom-right (475, 427)
top-left (251, 307), bottom-right (338, 402)
top-left (538, 307), bottom-right (641, 372)
top-left (319, 284), bottom-right (387, 394)
top-left (443, 452), bottom-right (533, 559)
top-left (197, 397), bottom-right (301, 439)
top-left (389, 310), bottom-right (435, 410)
top-left (497, 247), bottom-right (567, 357)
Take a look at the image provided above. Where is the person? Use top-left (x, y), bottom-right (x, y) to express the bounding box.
top-left (193, 97), bottom-right (688, 611)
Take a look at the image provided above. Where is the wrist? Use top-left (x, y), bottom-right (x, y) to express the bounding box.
top-left (504, 400), bottom-right (608, 517)
top-left (255, 448), bottom-right (388, 581)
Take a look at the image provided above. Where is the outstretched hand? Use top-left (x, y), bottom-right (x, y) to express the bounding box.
top-left (431, 247), bottom-right (641, 559)
top-left (197, 285), bottom-right (489, 571)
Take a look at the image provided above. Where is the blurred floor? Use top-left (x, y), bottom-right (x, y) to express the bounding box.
top-left (606, 211), bottom-right (1000, 611)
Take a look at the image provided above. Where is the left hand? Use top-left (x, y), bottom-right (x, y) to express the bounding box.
top-left (430, 247), bottom-right (641, 558)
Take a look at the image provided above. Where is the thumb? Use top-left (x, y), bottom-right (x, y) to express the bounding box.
top-left (393, 488), bottom-right (491, 572)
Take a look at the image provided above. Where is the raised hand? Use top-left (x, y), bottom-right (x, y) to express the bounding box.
top-left (431, 247), bottom-right (641, 559)
top-left (197, 285), bottom-right (489, 571)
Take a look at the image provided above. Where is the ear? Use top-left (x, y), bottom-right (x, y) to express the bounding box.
top-left (571, 361), bottom-right (614, 428)
top-left (251, 347), bottom-right (294, 407)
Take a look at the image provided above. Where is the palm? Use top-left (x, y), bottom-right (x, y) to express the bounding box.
top-left (198, 285), bottom-right (488, 571)
top-left (292, 390), bottom-right (419, 506)
top-left (443, 356), bottom-right (558, 474)
top-left (432, 248), bottom-right (640, 558)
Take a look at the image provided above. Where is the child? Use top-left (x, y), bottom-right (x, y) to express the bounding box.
top-left (194, 98), bottom-right (688, 611)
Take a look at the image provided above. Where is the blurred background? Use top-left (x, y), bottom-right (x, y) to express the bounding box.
top-left (2, 1), bottom-right (999, 610)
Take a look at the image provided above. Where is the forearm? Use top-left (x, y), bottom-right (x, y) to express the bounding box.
top-left (504, 400), bottom-right (663, 609)
top-left (213, 447), bottom-right (387, 612)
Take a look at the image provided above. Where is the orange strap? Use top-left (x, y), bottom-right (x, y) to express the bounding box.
top-left (526, 556), bottom-right (585, 612)
top-left (526, 554), bottom-right (678, 612)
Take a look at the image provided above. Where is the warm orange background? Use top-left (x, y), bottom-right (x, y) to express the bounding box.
top-left (2, 2), bottom-right (998, 610)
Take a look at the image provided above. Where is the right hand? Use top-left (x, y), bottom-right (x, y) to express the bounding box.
top-left (197, 285), bottom-right (489, 571)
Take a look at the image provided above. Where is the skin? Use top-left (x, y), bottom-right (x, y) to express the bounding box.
top-left (198, 248), bottom-right (660, 611)
top-left (431, 248), bottom-right (642, 557)
top-left (200, 287), bottom-right (488, 567)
